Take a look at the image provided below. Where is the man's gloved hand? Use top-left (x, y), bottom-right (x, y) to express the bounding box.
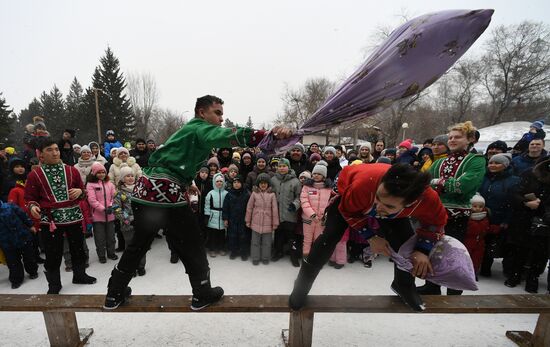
top-left (287, 203), bottom-right (297, 212)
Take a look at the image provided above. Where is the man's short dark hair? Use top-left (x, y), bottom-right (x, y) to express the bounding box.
top-left (334, 145), bottom-right (343, 151)
top-left (423, 138), bottom-right (433, 145)
top-left (135, 138), bottom-right (146, 145)
top-left (37, 138), bottom-right (57, 151)
top-left (195, 95), bottom-right (224, 116)
top-left (530, 138), bottom-right (545, 145)
top-left (381, 163), bottom-right (431, 205)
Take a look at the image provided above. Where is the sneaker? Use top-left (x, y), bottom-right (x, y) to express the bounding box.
top-left (208, 251), bottom-right (217, 258)
top-left (271, 253), bottom-right (283, 262)
top-left (334, 264), bottom-right (344, 269)
top-left (73, 272), bottom-right (97, 285)
top-left (229, 252), bottom-right (238, 260)
top-left (99, 257), bottom-right (107, 264)
top-left (328, 261), bottom-right (336, 267)
top-left (170, 254), bottom-right (179, 264)
top-left (65, 266), bottom-right (72, 272)
top-left (108, 254), bottom-right (119, 261)
top-left (11, 282), bottom-right (22, 289)
top-left (104, 287), bottom-right (132, 310)
top-left (190, 287), bottom-right (224, 311)
top-left (29, 273), bottom-right (39, 280)
top-left (137, 268), bottom-right (146, 276)
top-left (364, 260), bottom-right (373, 268)
top-left (262, 260), bottom-right (269, 265)
top-left (505, 273), bottom-right (521, 288)
top-left (241, 255), bottom-right (249, 261)
top-left (252, 260), bottom-right (260, 266)
top-left (391, 281), bottom-right (425, 312)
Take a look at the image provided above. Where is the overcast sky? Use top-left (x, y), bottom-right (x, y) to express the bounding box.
top-left (1, 0), bottom-right (548, 128)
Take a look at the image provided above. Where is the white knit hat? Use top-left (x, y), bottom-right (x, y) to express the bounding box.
top-left (80, 145), bottom-right (92, 154)
top-left (312, 160), bottom-right (328, 177)
top-left (322, 146), bottom-right (336, 155)
top-left (119, 166), bottom-right (134, 179)
top-left (470, 193), bottom-right (485, 206)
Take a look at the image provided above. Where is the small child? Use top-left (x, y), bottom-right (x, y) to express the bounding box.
top-left (204, 173), bottom-right (228, 257)
top-left (223, 175), bottom-right (251, 260)
top-left (207, 157), bottom-right (220, 179)
top-left (464, 193), bottom-right (491, 276)
top-left (246, 173), bottom-right (279, 265)
top-left (225, 164), bottom-right (239, 190)
top-left (195, 166), bottom-right (213, 245)
top-left (86, 162), bottom-right (117, 263)
top-left (114, 167), bottom-right (146, 276)
top-left (298, 171), bottom-right (311, 185)
top-left (300, 161), bottom-right (334, 258)
top-left (0, 200), bottom-right (38, 288)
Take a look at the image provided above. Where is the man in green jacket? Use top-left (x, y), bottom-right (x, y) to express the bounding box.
top-left (104, 95), bottom-right (292, 310)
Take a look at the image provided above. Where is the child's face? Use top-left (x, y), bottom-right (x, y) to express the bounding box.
top-left (123, 174), bottom-right (135, 185)
top-left (215, 179), bottom-right (224, 189)
top-left (257, 159), bottom-right (266, 170)
top-left (259, 182), bottom-right (268, 191)
top-left (471, 202), bottom-right (484, 213)
top-left (299, 176), bottom-right (306, 184)
top-left (199, 171), bottom-right (209, 180)
top-left (277, 164), bottom-right (289, 175)
top-left (233, 180), bottom-right (242, 190)
top-left (96, 170), bottom-right (107, 181)
top-left (422, 154), bottom-right (430, 161)
top-left (209, 164), bottom-right (218, 173)
top-left (13, 164), bottom-right (25, 176)
top-left (229, 170), bottom-right (238, 178)
top-left (324, 152), bottom-right (335, 161)
top-left (311, 159), bottom-right (318, 166)
top-left (312, 173), bottom-right (324, 182)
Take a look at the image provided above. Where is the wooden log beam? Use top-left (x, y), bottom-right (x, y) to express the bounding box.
top-left (43, 311), bottom-right (81, 347)
top-left (289, 310), bottom-right (314, 347)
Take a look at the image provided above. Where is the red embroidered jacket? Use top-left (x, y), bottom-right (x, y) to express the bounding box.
top-left (24, 163), bottom-right (86, 226)
top-left (337, 163), bottom-right (447, 252)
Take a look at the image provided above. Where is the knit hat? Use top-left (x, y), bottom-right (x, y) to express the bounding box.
top-left (270, 157), bottom-right (280, 166)
top-left (199, 166), bottom-right (209, 174)
top-left (8, 157), bottom-right (25, 171)
top-left (489, 153), bottom-right (512, 168)
top-left (117, 147), bottom-right (129, 156)
top-left (531, 120), bottom-right (545, 130)
top-left (470, 193), bottom-right (485, 206)
top-left (256, 173), bottom-right (272, 186)
top-left (34, 121), bottom-right (46, 130)
top-left (228, 164), bottom-right (239, 173)
top-left (88, 141), bottom-right (100, 149)
top-left (256, 153), bottom-right (268, 163)
top-left (242, 152), bottom-right (252, 160)
top-left (433, 134), bottom-right (449, 147)
top-left (278, 158), bottom-right (291, 167)
top-left (290, 143), bottom-right (305, 153)
top-left (359, 144), bottom-right (372, 151)
top-left (124, 142), bottom-right (132, 149)
top-left (80, 145), bottom-right (92, 154)
top-left (4, 147), bottom-right (15, 155)
top-left (72, 144), bottom-right (81, 150)
top-left (110, 148), bottom-right (118, 156)
top-left (232, 152), bottom-right (241, 160)
top-left (323, 146), bottom-right (336, 155)
top-left (91, 162), bottom-right (107, 175)
top-left (376, 157), bottom-right (392, 164)
top-left (384, 148), bottom-right (397, 156)
top-left (106, 130), bottom-right (115, 136)
top-left (309, 153), bottom-right (321, 162)
top-left (398, 139), bottom-right (413, 150)
top-left (486, 140), bottom-right (509, 153)
top-left (221, 167), bottom-right (229, 175)
top-left (207, 156), bottom-right (220, 167)
top-left (64, 129), bottom-right (76, 138)
top-left (299, 171), bottom-right (312, 180)
top-left (350, 159), bottom-right (363, 166)
top-left (120, 166), bottom-right (134, 179)
top-left (312, 160), bottom-right (328, 177)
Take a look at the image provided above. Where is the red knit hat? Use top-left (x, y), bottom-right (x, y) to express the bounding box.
top-left (91, 162), bottom-right (107, 175)
top-left (398, 139), bottom-right (413, 150)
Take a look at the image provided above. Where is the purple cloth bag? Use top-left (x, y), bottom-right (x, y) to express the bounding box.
top-left (391, 235), bottom-right (478, 291)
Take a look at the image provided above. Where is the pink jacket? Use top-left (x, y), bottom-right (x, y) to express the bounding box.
top-left (300, 180), bottom-right (334, 221)
top-left (86, 180), bottom-right (116, 222)
top-left (245, 187), bottom-right (279, 233)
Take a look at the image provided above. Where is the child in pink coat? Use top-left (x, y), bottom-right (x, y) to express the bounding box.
top-left (86, 162), bottom-right (117, 263)
top-left (300, 161), bottom-right (334, 257)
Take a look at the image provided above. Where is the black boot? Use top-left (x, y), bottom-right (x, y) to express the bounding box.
top-left (416, 281), bottom-right (441, 295)
top-left (504, 273), bottom-right (521, 288)
top-left (391, 267), bottom-right (425, 312)
top-left (72, 264), bottom-right (97, 284)
top-left (446, 288), bottom-right (463, 295)
top-left (104, 266), bottom-right (134, 310)
top-left (45, 271), bottom-right (62, 294)
top-left (288, 259), bottom-right (322, 310)
top-left (525, 276), bottom-right (539, 293)
top-left (290, 241), bottom-right (300, 268)
top-left (190, 272), bottom-right (224, 311)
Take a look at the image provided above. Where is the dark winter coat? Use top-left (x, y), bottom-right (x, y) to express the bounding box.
top-left (271, 171), bottom-right (302, 223)
top-left (0, 201), bottom-right (34, 249)
top-left (222, 187), bottom-right (250, 235)
top-left (217, 148), bottom-right (233, 169)
top-left (245, 166), bottom-right (274, 192)
top-left (130, 148), bottom-right (150, 168)
top-left (285, 152), bottom-right (308, 177)
top-left (395, 148), bottom-right (418, 166)
top-left (58, 139), bottom-right (76, 166)
top-left (513, 129), bottom-right (546, 153)
top-left (511, 151), bottom-right (547, 176)
top-left (103, 139), bottom-right (123, 160)
top-left (325, 158), bottom-right (342, 181)
top-left (239, 150), bottom-right (255, 182)
top-left (194, 173), bottom-right (213, 216)
top-left (479, 168), bottom-right (520, 225)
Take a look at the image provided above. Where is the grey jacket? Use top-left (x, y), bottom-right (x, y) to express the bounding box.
top-left (270, 171), bottom-right (301, 223)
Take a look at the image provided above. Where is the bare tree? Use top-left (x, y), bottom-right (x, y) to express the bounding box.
top-left (276, 78), bottom-right (335, 129)
top-left (149, 109), bottom-right (187, 144)
top-left (126, 72), bottom-right (158, 139)
top-left (371, 93), bottom-right (423, 146)
top-left (481, 21), bottom-right (550, 125)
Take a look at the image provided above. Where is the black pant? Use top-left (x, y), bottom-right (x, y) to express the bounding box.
top-left (307, 197), bottom-right (414, 268)
top-left (509, 235), bottom-right (549, 278)
top-left (206, 228), bottom-right (226, 252)
top-left (41, 224), bottom-right (86, 273)
top-left (274, 221), bottom-right (297, 256)
top-left (3, 242), bottom-right (38, 284)
top-left (117, 203), bottom-right (210, 283)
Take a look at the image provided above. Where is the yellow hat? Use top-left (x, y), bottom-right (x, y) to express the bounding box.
top-left (232, 152), bottom-right (241, 160)
top-left (350, 159), bottom-right (363, 166)
top-left (5, 147), bottom-right (15, 155)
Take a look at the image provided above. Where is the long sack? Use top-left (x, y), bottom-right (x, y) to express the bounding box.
top-left (391, 235), bottom-right (478, 291)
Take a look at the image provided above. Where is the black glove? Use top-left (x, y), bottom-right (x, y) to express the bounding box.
top-left (287, 203), bottom-right (297, 212)
top-left (105, 207), bottom-right (114, 215)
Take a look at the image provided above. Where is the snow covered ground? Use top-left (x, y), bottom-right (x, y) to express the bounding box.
top-left (1, 236), bottom-right (548, 347)
top-left (477, 121), bottom-right (550, 152)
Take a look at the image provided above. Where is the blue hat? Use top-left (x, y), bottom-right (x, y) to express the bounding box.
top-left (531, 120), bottom-right (544, 130)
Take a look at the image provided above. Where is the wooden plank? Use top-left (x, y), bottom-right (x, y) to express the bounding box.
top-left (505, 331), bottom-right (533, 347)
top-left (1, 294), bottom-right (550, 314)
top-left (43, 311), bottom-right (81, 347)
top-left (288, 310), bottom-right (314, 347)
top-left (78, 328), bottom-right (94, 347)
top-left (532, 314), bottom-right (550, 347)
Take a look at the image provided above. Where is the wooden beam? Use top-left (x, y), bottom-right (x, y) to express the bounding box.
top-left (43, 311), bottom-right (81, 347)
top-left (532, 313), bottom-right (550, 347)
top-left (289, 310), bottom-right (314, 347)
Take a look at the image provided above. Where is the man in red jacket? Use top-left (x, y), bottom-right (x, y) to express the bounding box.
top-left (289, 163), bottom-right (447, 311)
top-left (24, 138), bottom-right (96, 294)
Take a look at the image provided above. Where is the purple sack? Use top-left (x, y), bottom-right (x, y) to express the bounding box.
top-left (391, 235), bottom-right (478, 291)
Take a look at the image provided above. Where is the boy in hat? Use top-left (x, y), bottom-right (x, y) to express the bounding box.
top-left (103, 130), bottom-right (122, 160)
top-left (223, 175), bottom-right (251, 260)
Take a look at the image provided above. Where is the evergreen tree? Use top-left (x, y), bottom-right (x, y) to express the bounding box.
top-left (84, 47), bottom-right (135, 143)
top-left (40, 85), bottom-right (65, 139)
top-left (66, 77), bottom-right (89, 142)
top-left (0, 93), bottom-right (15, 146)
top-left (223, 118), bottom-right (235, 128)
top-left (246, 116), bottom-right (253, 128)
